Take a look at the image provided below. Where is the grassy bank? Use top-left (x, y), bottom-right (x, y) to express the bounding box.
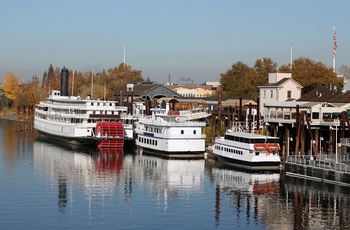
top-left (0, 108), bottom-right (18, 121)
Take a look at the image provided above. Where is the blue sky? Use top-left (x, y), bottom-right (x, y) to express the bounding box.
top-left (1, 0), bottom-right (349, 84)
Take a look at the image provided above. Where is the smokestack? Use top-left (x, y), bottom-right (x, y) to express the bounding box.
top-left (60, 66), bottom-right (69, 96)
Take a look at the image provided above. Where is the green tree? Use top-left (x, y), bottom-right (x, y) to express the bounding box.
top-left (220, 61), bottom-right (257, 97)
top-left (254, 57), bottom-right (278, 85)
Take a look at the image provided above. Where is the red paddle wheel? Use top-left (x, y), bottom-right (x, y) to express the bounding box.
top-left (95, 121), bottom-right (124, 148)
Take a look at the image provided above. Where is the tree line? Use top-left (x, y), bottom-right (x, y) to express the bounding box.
top-left (1, 63), bottom-right (144, 110)
top-left (220, 57), bottom-right (347, 97)
top-left (1, 57), bottom-right (350, 111)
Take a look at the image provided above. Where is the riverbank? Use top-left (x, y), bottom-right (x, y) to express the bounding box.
top-left (0, 109), bottom-right (17, 121)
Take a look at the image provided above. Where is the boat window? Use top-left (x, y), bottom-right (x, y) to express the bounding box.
top-left (91, 102), bottom-right (94, 106)
top-left (193, 130), bottom-right (196, 134)
top-left (181, 130), bottom-right (184, 134)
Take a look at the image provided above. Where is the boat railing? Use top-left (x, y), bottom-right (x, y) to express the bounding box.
top-left (139, 117), bottom-right (207, 127)
top-left (286, 154), bottom-right (350, 173)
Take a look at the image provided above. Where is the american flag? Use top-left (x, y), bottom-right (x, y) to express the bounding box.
top-left (333, 29), bottom-right (337, 58)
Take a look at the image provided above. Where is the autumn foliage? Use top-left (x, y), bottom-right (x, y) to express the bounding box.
top-left (1, 63), bottom-right (144, 110)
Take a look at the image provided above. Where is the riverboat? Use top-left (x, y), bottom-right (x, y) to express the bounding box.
top-left (213, 130), bottom-right (281, 171)
top-left (34, 67), bottom-right (126, 147)
top-left (134, 104), bottom-right (209, 158)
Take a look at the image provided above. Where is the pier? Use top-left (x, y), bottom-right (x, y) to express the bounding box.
top-left (284, 154), bottom-right (350, 186)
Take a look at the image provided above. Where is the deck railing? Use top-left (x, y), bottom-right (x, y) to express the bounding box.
top-left (286, 154), bottom-right (350, 173)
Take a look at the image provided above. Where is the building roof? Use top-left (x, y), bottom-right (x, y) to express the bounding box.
top-left (258, 78), bottom-right (303, 88)
top-left (114, 81), bottom-right (182, 99)
top-left (298, 85), bottom-right (350, 103)
top-left (166, 85), bottom-right (213, 90)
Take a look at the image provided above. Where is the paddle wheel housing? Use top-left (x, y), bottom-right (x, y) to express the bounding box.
top-left (95, 121), bottom-right (124, 148)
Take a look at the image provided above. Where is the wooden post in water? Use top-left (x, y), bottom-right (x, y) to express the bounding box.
top-left (239, 97), bottom-right (242, 122)
top-left (130, 90), bottom-right (134, 115)
top-left (217, 86), bottom-right (222, 138)
top-left (211, 110), bottom-right (216, 144)
top-left (294, 105), bottom-right (300, 155)
top-left (248, 103), bottom-right (252, 133)
top-left (256, 96), bottom-right (260, 133)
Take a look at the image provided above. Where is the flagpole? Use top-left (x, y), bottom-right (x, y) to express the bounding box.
top-left (290, 43), bottom-right (293, 70)
top-left (123, 46), bottom-right (126, 67)
top-left (333, 24), bottom-right (337, 72)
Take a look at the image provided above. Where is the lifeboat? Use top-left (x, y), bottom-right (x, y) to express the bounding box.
top-left (266, 143), bottom-right (280, 151)
top-left (254, 143), bottom-right (267, 151)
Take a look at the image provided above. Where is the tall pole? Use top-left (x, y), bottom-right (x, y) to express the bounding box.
top-left (290, 43), bottom-right (293, 70)
top-left (71, 70), bottom-right (75, 96)
top-left (333, 24), bottom-right (337, 72)
top-left (91, 68), bottom-right (94, 99)
top-left (123, 46), bottom-right (126, 67)
top-left (335, 120), bottom-right (338, 163)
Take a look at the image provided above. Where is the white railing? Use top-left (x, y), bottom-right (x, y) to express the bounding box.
top-left (286, 154), bottom-right (350, 173)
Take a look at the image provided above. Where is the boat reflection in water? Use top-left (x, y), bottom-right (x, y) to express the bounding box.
top-left (213, 162), bottom-right (280, 195)
top-left (33, 139), bottom-right (124, 214)
top-left (134, 154), bottom-right (205, 193)
top-left (212, 162), bottom-right (286, 228)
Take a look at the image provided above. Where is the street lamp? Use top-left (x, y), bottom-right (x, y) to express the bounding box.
top-left (287, 137), bottom-right (293, 156)
top-left (310, 139), bottom-right (316, 156)
top-left (319, 136), bottom-right (323, 155)
top-left (335, 119), bottom-right (339, 164)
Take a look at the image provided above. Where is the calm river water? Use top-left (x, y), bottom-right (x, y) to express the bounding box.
top-left (1, 119), bottom-right (350, 230)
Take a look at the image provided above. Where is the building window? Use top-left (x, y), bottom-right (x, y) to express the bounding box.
top-left (287, 90), bottom-right (291, 99)
top-left (270, 90), bottom-right (273, 98)
top-left (263, 90), bottom-right (266, 98)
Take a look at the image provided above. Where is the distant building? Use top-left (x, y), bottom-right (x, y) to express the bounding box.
top-left (166, 85), bottom-right (215, 98)
top-left (258, 73), bottom-right (303, 116)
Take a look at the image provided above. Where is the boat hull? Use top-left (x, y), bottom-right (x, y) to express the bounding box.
top-left (36, 129), bottom-right (96, 146)
top-left (215, 154), bottom-right (280, 171)
top-left (137, 146), bottom-right (205, 159)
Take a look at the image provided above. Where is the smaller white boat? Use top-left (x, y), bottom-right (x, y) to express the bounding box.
top-left (134, 103), bottom-right (209, 158)
top-left (213, 130), bottom-right (281, 171)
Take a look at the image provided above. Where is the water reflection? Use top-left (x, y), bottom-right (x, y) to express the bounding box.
top-left (212, 162), bottom-right (283, 228)
top-left (283, 176), bottom-right (350, 229)
top-left (33, 140), bottom-right (124, 214)
top-left (124, 152), bottom-right (205, 211)
top-left (1, 120), bottom-right (37, 170)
